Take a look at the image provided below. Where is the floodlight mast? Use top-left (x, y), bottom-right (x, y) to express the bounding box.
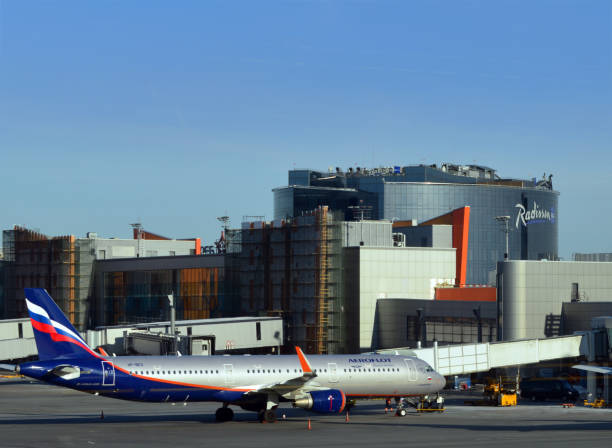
top-left (495, 215), bottom-right (511, 260)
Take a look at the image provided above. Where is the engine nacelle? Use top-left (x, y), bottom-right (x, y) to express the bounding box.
top-left (294, 389), bottom-right (346, 414)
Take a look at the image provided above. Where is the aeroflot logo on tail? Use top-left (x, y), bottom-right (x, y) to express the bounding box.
top-left (515, 202), bottom-right (555, 228)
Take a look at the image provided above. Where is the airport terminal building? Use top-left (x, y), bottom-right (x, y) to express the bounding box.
top-left (274, 164), bottom-right (559, 285)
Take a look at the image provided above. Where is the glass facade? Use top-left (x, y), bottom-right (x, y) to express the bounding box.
top-left (379, 183), bottom-right (558, 285)
top-left (273, 186), bottom-right (378, 221)
top-left (274, 167), bottom-right (559, 285)
top-left (99, 267), bottom-right (225, 326)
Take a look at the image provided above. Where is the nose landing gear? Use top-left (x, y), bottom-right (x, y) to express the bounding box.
top-left (215, 404), bottom-right (234, 422)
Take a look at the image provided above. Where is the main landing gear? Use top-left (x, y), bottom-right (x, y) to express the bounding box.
top-left (215, 404), bottom-right (234, 422)
top-left (257, 392), bottom-right (280, 423)
top-left (258, 409), bottom-right (277, 423)
top-left (223, 393), bottom-right (280, 423)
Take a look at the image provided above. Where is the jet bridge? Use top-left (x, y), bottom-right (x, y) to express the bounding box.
top-left (380, 334), bottom-right (585, 376)
top-left (404, 327), bottom-right (612, 404)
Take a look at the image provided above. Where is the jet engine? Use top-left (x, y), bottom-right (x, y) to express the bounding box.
top-left (294, 389), bottom-right (346, 413)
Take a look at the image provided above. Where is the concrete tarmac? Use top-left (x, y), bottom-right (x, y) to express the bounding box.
top-left (1, 377), bottom-right (610, 448)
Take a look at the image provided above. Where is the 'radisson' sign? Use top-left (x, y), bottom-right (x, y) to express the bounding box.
top-left (515, 201), bottom-right (555, 228)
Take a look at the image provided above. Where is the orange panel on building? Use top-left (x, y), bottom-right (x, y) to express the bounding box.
top-left (420, 206), bottom-right (471, 287)
top-left (435, 286), bottom-right (496, 302)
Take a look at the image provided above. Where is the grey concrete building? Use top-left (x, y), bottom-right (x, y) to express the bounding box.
top-left (574, 253), bottom-right (612, 262)
top-left (373, 298), bottom-right (497, 350)
top-left (398, 224), bottom-right (453, 249)
top-left (497, 260), bottom-right (612, 340)
top-left (343, 246), bottom-right (456, 352)
top-left (561, 302), bottom-right (612, 335)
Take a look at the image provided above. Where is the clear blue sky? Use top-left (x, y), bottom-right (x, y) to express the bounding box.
top-left (1, 0), bottom-right (610, 258)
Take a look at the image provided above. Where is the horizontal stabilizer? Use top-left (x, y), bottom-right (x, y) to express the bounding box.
top-left (0, 363), bottom-right (16, 372)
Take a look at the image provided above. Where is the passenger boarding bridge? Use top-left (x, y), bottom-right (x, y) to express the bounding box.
top-left (378, 318), bottom-right (611, 403)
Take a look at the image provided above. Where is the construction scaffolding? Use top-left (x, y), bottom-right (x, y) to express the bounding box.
top-left (315, 206), bottom-right (329, 354)
top-left (237, 206), bottom-right (344, 354)
top-left (2, 227), bottom-right (92, 331)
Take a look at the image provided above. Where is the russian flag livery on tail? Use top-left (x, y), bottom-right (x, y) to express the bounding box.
top-left (13, 288), bottom-right (446, 422)
top-left (25, 288), bottom-right (97, 360)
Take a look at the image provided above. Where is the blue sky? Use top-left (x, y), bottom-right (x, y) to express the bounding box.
top-left (0, 0), bottom-right (610, 258)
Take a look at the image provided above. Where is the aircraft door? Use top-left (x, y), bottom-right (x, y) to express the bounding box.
top-left (223, 364), bottom-right (234, 385)
top-left (101, 361), bottom-right (115, 386)
top-left (403, 359), bottom-right (417, 382)
top-left (328, 363), bottom-right (339, 383)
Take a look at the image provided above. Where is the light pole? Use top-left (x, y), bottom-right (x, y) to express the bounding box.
top-left (495, 216), bottom-right (511, 260)
top-left (168, 292), bottom-right (177, 354)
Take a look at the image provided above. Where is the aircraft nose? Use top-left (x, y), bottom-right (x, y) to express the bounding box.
top-left (435, 373), bottom-right (446, 390)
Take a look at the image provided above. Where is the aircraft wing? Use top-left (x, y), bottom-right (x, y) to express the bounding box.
top-left (246, 347), bottom-right (326, 397)
top-left (572, 364), bottom-right (612, 374)
top-left (250, 371), bottom-right (318, 395)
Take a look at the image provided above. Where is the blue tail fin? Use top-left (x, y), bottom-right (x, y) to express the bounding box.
top-left (24, 288), bottom-right (97, 360)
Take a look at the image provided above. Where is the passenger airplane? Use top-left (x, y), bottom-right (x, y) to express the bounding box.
top-left (1, 288), bottom-right (445, 422)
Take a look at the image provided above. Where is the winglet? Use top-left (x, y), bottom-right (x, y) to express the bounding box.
top-left (295, 346), bottom-right (313, 374)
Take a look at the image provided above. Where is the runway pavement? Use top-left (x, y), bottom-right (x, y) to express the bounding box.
top-left (1, 377), bottom-right (610, 448)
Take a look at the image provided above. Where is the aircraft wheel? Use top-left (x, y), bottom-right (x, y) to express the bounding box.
top-left (396, 408), bottom-right (407, 417)
top-left (215, 408), bottom-right (225, 422)
top-left (215, 407), bottom-right (234, 422)
top-left (262, 409), bottom-right (277, 423)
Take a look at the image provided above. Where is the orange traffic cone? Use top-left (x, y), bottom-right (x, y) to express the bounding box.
top-left (345, 411), bottom-right (350, 423)
top-left (307, 418), bottom-right (311, 430)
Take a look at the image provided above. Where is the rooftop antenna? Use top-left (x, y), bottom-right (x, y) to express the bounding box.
top-left (216, 216), bottom-right (230, 254)
top-left (217, 216), bottom-right (230, 231)
top-left (167, 292), bottom-right (177, 354)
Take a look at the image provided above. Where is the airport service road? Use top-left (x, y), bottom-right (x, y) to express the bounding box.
top-left (1, 378), bottom-right (611, 448)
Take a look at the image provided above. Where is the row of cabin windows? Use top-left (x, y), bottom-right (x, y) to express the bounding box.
top-left (131, 367), bottom-right (401, 376)
top-left (131, 369), bottom-right (220, 375)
